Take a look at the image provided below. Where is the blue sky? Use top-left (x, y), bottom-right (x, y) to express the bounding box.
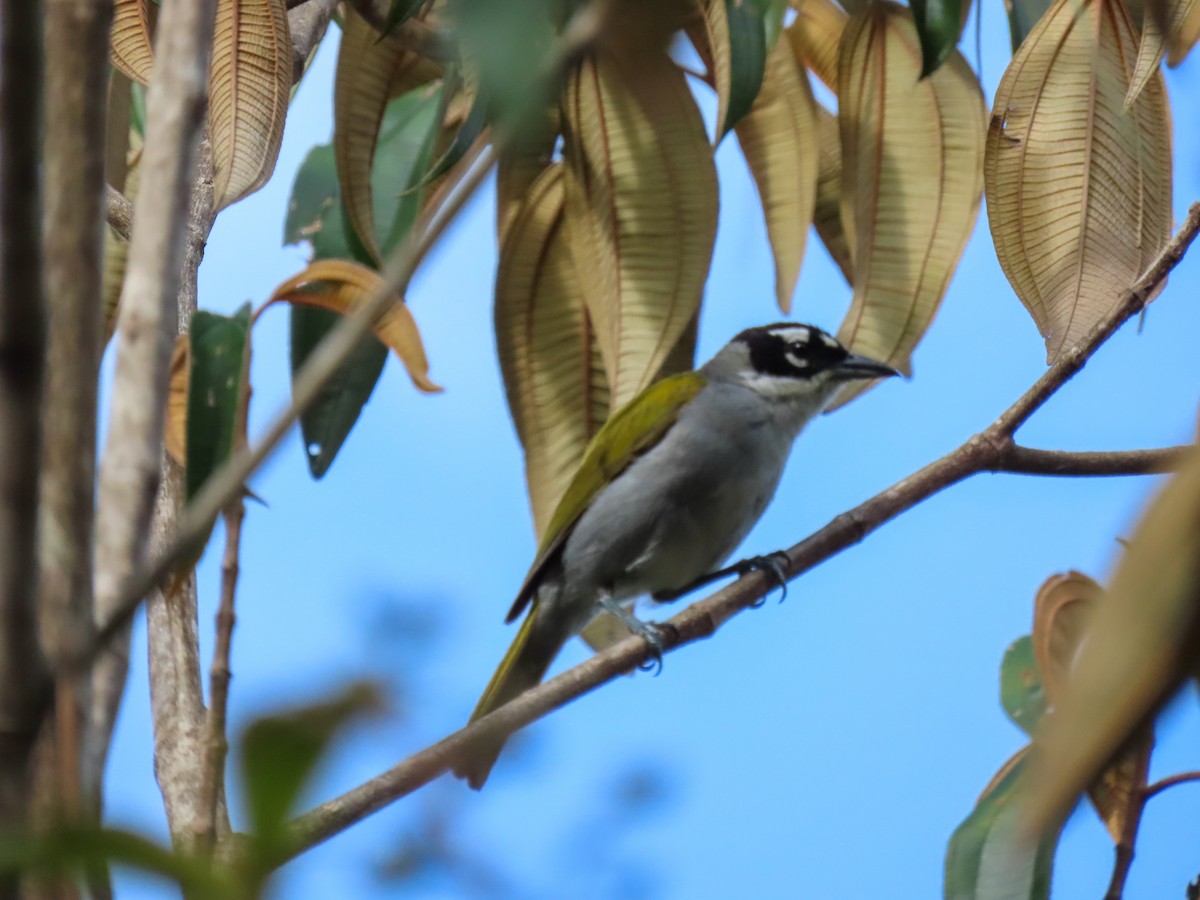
top-left (105, 13), bottom-right (1200, 899)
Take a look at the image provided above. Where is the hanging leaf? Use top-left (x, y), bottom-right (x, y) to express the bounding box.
top-left (1025, 446), bottom-right (1200, 833)
top-left (786, 0), bottom-right (847, 91)
top-left (999, 636), bottom-right (1046, 737)
top-left (831, 3), bottom-right (985, 408)
top-left (184, 306), bottom-right (252, 501)
top-left (1006, 0), bottom-right (1055, 51)
top-left (911, 0), bottom-right (963, 76)
top-left (495, 110), bottom-right (559, 243)
top-left (561, 49), bottom-right (718, 409)
top-left (210, 0), bottom-right (292, 211)
top-left (494, 165), bottom-right (610, 536)
top-left (735, 37), bottom-right (819, 312)
top-left (266, 259), bottom-right (441, 394)
top-left (944, 748), bottom-right (1058, 900)
top-left (688, 0), bottom-right (733, 140)
top-left (110, 0), bottom-right (155, 85)
top-left (334, 8), bottom-right (441, 263)
top-left (1126, 0), bottom-right (1200, 105)
top-left (985, 0), bottom-right (1173, 363)
top-left (1031, 571), bottom-right (1102, 704)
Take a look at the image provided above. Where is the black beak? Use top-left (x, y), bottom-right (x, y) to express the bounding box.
top-left (832, 352), bottom-right (901, 381)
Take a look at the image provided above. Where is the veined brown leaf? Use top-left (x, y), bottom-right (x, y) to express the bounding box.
top-left (110, 0), bottom-right (155, 86)
top-left (496, 110), bottom-right (560, 250)
top-left (335, 9), bottom-right (440, 263)
top-left (689, 0), bottom-right (733, 139)
top-left (1026, 446), bottom-right (1200, 833)
top-left (813, 104), bottom-right (854, 283)
top-left (561, 49), bottom-right (718, 409)
top-left (1167, 0), bottom-right (1200, 64)
top-left (985, 0), bottom-right (1172, 363)
top-left (735, 38), bottom-right (818, 313)
top-left (165, 336), bottom-right (189, 465)
top-left (1127, 0), bottom-right (1200, 105)
top-left (787, 0), bottom-right (847, 91)
top-left (266, 260), bottom-right (441, 393)
top-left (831, 3), bottom-right (984, 408)
top-left (494, 164), bottom-right (609, 537)
top-left (210, 0), bottom-right (292, 211)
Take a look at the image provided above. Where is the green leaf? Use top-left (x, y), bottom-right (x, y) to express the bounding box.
top-left (382, 0), bottom-right (425, 36)
top-left (723, 0), bottom-right (768, 137)
top-left (945, 750), bottom-right (1057, 900)
top-left (911, 0), bottom-right (962, 76)
top-left (239, 683), bottom-right (381, 849)
top-left (1005, 0), bottom-right (1053, 51)
top-left (283, 85), bottom-right (440, 479)
top-left (185, 306), bottom-right (251, 501)
top-left (1000, 636), bottom-right (1046, 737)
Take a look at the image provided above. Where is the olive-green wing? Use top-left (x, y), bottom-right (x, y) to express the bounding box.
top-left (505, 370), bottom-right (708, 623)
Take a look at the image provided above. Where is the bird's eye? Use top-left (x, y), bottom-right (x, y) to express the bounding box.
top-left (790, 342), bottom-right (806, 354)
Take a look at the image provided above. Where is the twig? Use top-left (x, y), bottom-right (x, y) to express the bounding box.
top-left (196, 499), bottom-right (245, 854)
top-left (282, 202), bottom-right (1200, 857)
top-left (0, 0), bottom-right (49, 843)
top-left (88, 0), bottom-right (616, 666)
top-left (1144, 770), bottom-right (1200, 801)
top-left (38, 0), bottom-right (114, 827)
top-left (993, 445), bottom-right (1189, 477)
top-left (105, 184), bottom-right (134, 241)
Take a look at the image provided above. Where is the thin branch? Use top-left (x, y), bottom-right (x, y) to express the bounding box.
top-left (37, 0), bottom-right (114, 828)
top-left (1144, 770), bottom-right (1200, 801)
top-left (0, 0), bottom-right (49, 844)
top-left (105, 184), bottom-right (134, 242)
top-left (283, 202), bottom-right (1200, 857)
top-left (287, 0), bottom-right (337, 83)
top-left (196, 499), bottom-right (244, 853)
top-left (993, 445), bottom-right (1191, 477)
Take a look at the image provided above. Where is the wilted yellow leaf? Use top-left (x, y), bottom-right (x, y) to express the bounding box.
top-left (267, 260), bottom-right (441, 393)
top-left (985, 0), bottom-right (1173, 363)
top-left (561, 49), bottom-right (718, 409)
top-left (495, 165), bottom-right (610, 536)
top-left (1026, 445), bottom-right (1200, 833)
top-left (813, 104), bottom-right (853, 284)
top-left (735, 37), bottom-right (818, 313)
top-left (334, 9), bottom-right (440, 263)
top-left (210, 0), bottom-right (292, 211)
top-left (787, 0), bottom-right (847, 91)
top-left (831, 3), bottom-right (985, 408)
top-left (110, 0), bottom-right (155, 85)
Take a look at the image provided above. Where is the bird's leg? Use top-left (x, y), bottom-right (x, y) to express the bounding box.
top-left (651, 551), bottom-right (791, 606)
top-left (598, 594), bottom-right (675, 676)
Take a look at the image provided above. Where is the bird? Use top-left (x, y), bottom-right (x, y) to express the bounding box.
top-left (454, 322), bottom-right (899, 788)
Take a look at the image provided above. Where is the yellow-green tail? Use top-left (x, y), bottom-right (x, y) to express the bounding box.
top-left (453, 608), bottom-right (566, 789)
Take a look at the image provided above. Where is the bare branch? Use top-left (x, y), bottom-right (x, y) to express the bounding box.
top-left (0, 0), bottom-right (49, 841)
top-left (994, 445), bottom-right (1191, 477)
top-left (287, 0), bottom-right (337, 84)
top-left (104, 184), bottom-right (134, 242)
top-left (284, 202), bottom-right (1200, 856)
top-left (1144, 770), bottom-right (1200, 801)
top-left (197, 499), bottom-right (244, 853)
top-left (38, 0), bottom-right (115, 825)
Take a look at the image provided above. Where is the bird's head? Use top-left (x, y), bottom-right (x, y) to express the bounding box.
top-left (703, 322), bottom-right (900, 410)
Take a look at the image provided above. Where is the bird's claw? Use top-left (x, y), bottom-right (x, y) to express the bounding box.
top-left (735, 551), bottom-right (791, 604)
top-left (634, 622), bottom-right (677, 676)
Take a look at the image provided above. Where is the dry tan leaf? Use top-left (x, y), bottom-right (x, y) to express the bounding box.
top-left (561, 49), bottom-right (718, 409)
top-left (495, 112), bottom-right (559, 243)
top-left (267, 259), bottom-right (441, 393)
top-left (210, 0), bottom-right (292, 211)
top-left (688, 0), bottom-right (732, 138)
top-left (787, 0), bottom-right (847, 91)
top-left (1026, 445), bottom-right (1200, 833)
top-left (334, 9), bottom-right (439, 263)
top-left (1167, 0), bottom-right (1200, 64)
top-left (110, 0), bottom-right (155, 85)
top-left (165, 336), bottom-right (189, 465)
top-left (985, 0), bottom-right (1173, 364)
top-left (1032, 571), bottom-right (1103, 705)
top-left (735, 37), bottom-right (819, 313)
top-left (813, 104), bottom-right (854, 283)
top-left (104, 136), bottom-right (142, 342)
top-left (1089, 727), bottom-right (1153, 843)
top-left (831, 3), bottom-right (985, 408)
top-left (494, 165), bottom-right (610, 536)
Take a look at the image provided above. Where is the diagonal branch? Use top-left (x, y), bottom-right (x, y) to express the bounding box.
top-left (282, 202), bottom-right (1200, 857)
top-left (993, 445), bottom-right (1190, 477)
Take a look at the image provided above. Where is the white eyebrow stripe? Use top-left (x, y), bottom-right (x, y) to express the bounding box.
top-left (820, 333), bottom-right (839, 348)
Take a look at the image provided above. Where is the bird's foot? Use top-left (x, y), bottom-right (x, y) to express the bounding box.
top-left (734, 551), bottom-right (791, 606)
top-left (599, 595), bottom-right (676, 676)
